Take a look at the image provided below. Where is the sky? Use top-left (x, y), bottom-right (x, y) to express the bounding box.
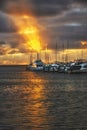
top-left (0, 0), bottom-right (87, 64)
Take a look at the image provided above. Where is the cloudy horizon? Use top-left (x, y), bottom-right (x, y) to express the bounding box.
top-left (0, 0), bottom-right (87, 64)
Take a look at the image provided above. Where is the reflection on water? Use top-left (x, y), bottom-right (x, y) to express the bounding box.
top-left (23, 74), bottom-right (49, 130)
top-left (0, 66), bottom-right (87, 130)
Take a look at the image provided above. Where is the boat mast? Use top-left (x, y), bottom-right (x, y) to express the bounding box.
top-left (81, 44), bottom-right (84, 60)
top-left (30, 52), bottom-right (33, 64)
top-left (45, 44), bottom-right (49, 63)
top-left (55, 42), bottom-right (57, 63)
top-left (65, 40), bottom-right (69, 63)
top-left (62, 41), bottom-right (64, 62)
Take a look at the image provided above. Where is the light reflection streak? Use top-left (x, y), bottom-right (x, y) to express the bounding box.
top-left (23, 72), bottom-right (50, 129)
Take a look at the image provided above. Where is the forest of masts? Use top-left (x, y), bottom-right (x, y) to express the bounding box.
top-left (28, 41), bottom-right (86, 64)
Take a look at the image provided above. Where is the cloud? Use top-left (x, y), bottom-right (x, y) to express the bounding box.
top-left (0, 0), bottom-right (87, 17)
top-left (75, 0), bottom-right (87, 4)
top-left (0, 44), bottom-right (10, 55)
top-left (0, 33), bottom-right (32, 55)
top-left (29, 0), bottom-right (72, 17)
top-left (38, 5), bottom-right (87, 50)
top-left (58, 25), bottom-right (87, 41)
top-left (0, 0), bottom-right (87, 53)
top-left (0, 41), bottom-right (6, 45)
top-left (0, 0), bottom-right (72, 17)
top-left (0, 11), bottom-right (17, 33)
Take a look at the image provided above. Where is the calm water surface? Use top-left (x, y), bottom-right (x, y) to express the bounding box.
top-left (0, 66), bottom-right (87, 130)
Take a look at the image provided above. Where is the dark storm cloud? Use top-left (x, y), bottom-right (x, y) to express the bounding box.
top-left (48, 24), bottom-right (87, 49)
top-left (29, 0), bottom-right (72, 17)
top-left (0, 0), bottom-right (87, 53)
top-left (0, 0), bottom-right (87, 17)
top-left (38, 3), bottom-right (87, 50)
top-left (58, 25), bottom-right (87, 41)
top-left (75, 0), bottom-right (87, 4)
top-left (0, 41), bottom-right (6, 45)
top-left (56, 8), bottom-right (87, 42)
top-left (0, 0), bottom-right (72, 17)
top-left (46, 23), bottom-right (87, 49)
top-left (0, 0), bottom-right (29, 15)
top-left (0, 12), bottom-right (17, 33)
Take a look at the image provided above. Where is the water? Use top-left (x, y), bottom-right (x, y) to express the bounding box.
top-left (0, 66), bottom-right (87, 130)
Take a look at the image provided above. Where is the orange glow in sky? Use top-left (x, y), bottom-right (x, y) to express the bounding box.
top-left (81, 41), bottom-right (87, 46)
top-left (16, 15), bottom-right (43, 52)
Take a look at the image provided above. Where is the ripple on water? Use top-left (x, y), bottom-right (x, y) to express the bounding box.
top-left (0, 67), bottom-right (87, 130)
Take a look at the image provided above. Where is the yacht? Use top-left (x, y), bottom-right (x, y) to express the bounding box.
top-left (26, 59), bottom-right (45, 71)
top-left (66, 62), bottom-right (87, 73)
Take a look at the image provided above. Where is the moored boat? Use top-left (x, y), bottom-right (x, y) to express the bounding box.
top-left (26, 59), bottom-right (45, 71)
top-left (66, 62), bottom-right (87, 73)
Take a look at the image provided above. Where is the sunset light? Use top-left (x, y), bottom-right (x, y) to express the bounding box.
top-left (81, 41), bottom-right (87, 46)
top-left (16, 15), bottom-right (42, 52)
top-left (0, 0), bottom-right (87, 65)
top-left (0, 1), bottom-right (87, 129)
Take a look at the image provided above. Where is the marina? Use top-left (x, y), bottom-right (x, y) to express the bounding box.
top-left (0, 1), bottom-right (87, 130)
top-left (26, 58), bottom-right (87, 74)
